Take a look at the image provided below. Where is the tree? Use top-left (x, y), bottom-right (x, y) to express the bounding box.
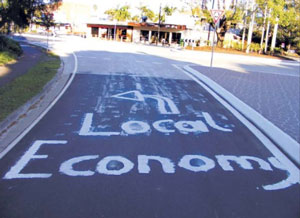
top-left (0, 0), bottom-right (61, 33)
top-left (246, 0), bottom-right (256, 53)
top-left (256, 0), bottom-right (297, 53)
top-left (160, 6), bottom-right (177, 23)
top-left (105, 5), bottom-right (131, 22)
top-left (131, 15), bottom-right (140, 22)
top-left (181, 0), bottom-right (204, 17)
top-left (182, 0), bottom-right (242, 47)
top-left (268, 0), bottom-right (285, 52)
top-left (203, 7), bottom-right (243, 47)
top-left (275, 0), bottom-right (300, 51)
top-left (137, 5), bottom-right (156, 21)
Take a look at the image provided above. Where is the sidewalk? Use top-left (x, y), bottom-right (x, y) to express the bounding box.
top-left (190, 64), bottom-right (300, 144)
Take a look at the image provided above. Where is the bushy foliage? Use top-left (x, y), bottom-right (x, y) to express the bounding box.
top-left (105, 5), bottom-right (131, 22)
top-left (231, 41), bottom-right (243, 51)
top-left (0, 35), bottom-right (22, 56)
top-left (0, 0), bottom-right (61, 32)
top-left (250, 43), bottom-right (260, 53)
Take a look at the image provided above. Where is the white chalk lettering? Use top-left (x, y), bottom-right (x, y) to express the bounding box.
top-left (262, 157), bottom-right (300, 190)
top-left (112, 90), bottom-right (180, 115)
top-left (175, 120), bottom-right (209, 134)
top-left (178, 155), bottom-right (215, 172)
top-left (96, 156), bottom-right (134, 175)
top-left (3, 140), bottom-right (67, 179)
top-left (121, 120), bottom-right (151, 135)
top-left (79, 113), bottom-right (120, 136)
top-left (5, 141), bottom-right (298, 191)
top-left (144, 95), bottom-right (180, 115)
top-left (215, 155), bottom-right (273, 171)
top-left (138, 155), bottom-right (175, 173)
top-left (59, 155), bottom-right (99, 176)
top-left (78, 112), bottom-right (234, 137)
top-left (152, 119), bottom-right (175, 133)
top-left (203, 112), bottom-right (232, 132)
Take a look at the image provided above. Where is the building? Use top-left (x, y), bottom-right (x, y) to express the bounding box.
top-left (47, 1), bottom-right (239, 46)
top-left (86, 20), bottom-right (186, 44)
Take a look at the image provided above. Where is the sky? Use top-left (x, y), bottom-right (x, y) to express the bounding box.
top-left (61, 0), bottom-right (236, 17)
top-left (63, 0), bottom-right (184, 13)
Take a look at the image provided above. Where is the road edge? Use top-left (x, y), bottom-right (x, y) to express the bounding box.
top-left (0, 44), bottom-right (78, 159)
top-left (183, 65), bottom-right (300, 166)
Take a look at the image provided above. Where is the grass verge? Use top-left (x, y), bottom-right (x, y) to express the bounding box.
top-left (0, 35), bottom-right (22, 65)
top-left (0, 51), bottom-right (17, 65)
top-left (0, 50), bottom-right (60, 122)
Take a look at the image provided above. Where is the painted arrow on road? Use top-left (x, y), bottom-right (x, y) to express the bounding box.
top-left (111, 90), bottom-right (180, 115)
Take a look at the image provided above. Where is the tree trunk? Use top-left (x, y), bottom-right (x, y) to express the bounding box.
top-left (7, 22), bottom-right (11, 35)
top-left (216, 20), bottom-right (229, 48)
top-left (260, 6), bottom-right (267, 52)
top-left (264, 9), bottom-right (271, 53)
top-left (216, 31), bottom-right (225, 47)
top-left (270, 18), bottom-right (279, 52)
top-left (246, 0), bottom-right (255, 53)
top-left (207, 24), bottom-right (211, 46)
top-left (241, 0), bottom-right (249, 50)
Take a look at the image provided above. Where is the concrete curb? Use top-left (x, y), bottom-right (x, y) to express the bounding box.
top-left (0, 42), bottom-right (73, 155)
top-left (183, 65), bottom-right (300, 166)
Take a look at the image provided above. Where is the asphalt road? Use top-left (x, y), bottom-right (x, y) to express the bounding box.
top-left (0, 38), bottom-right (299, 218)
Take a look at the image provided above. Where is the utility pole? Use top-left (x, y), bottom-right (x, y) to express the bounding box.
top-left (157, 3), bottom-right (162, 45)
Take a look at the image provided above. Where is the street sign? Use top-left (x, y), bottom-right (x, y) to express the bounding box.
top-left (210, 9), bottom-right (224, 24)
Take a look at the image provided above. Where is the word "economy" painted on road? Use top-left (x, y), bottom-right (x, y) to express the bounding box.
top-left (3, 140), bottom-right (300, 191)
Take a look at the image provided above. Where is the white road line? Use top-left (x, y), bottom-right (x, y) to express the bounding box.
top-left (173, 64), bottom-right (300, 188)
top-left (0, 51), bottom-right (78, 159)
top-left (182, 65), bottom-right (300, 165)
top-left (173, 64), bottom-right (300, 165)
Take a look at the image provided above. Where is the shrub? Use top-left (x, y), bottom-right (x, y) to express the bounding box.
top-left (273, 47), bottom-right (284, 55)
top-left (250, 43), bottom-right (260, 53)
top-left (0, 35), bottom-right (23, 56)
top-left (232, 41), bottom-right (242, 51)
top-left (0, 51), bottom-right (17, 65)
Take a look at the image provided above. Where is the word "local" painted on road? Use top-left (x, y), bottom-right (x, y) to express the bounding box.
top-left (79, 112), bottom-right (232, 136)
top-left (3, 140), bottom-right (299, 191)
top-left (79, 90), bottom-right (233, 136)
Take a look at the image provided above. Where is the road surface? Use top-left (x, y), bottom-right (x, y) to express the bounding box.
top-left (0, 38), bottom-right (299, 218)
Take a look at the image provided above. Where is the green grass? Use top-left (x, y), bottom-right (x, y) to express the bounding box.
top-left (0, 51), bottom-right (17, 65)
top-left (0, 51), bottom-right (60, 122)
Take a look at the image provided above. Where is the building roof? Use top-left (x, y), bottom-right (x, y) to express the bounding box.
top-left (127, 22), bottom-right (186, 30)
